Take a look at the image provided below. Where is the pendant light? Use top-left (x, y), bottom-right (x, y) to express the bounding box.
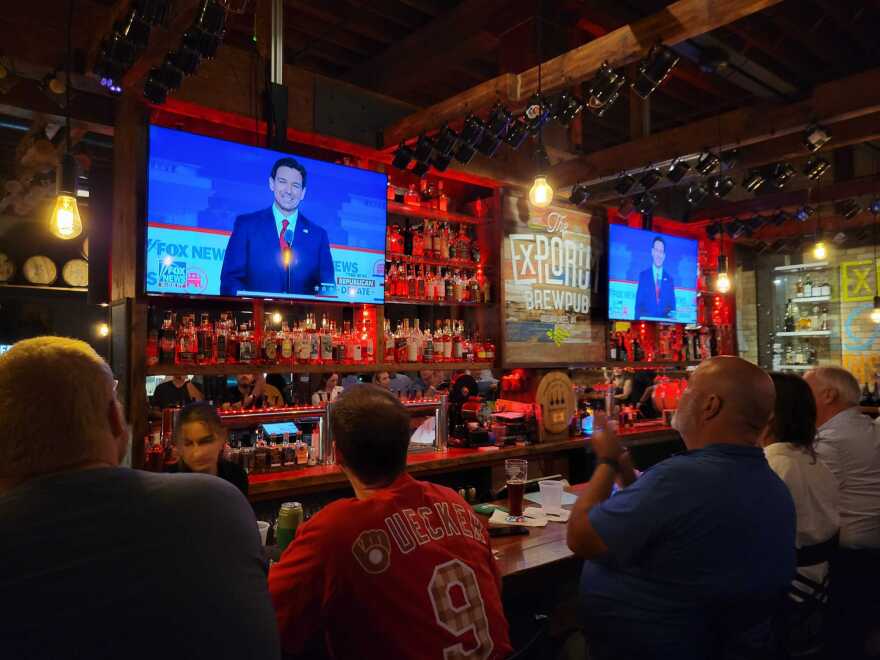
top-left (812, 182), bottom-right (827, 260)
top-left (528, 0), bottom-right (553, 209)
top-left (716, 221), bottom-right (731, 293)
top-left (50, 0), bottom-right (83, 240)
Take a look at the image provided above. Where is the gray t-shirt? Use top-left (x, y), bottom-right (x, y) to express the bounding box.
top-left (0, 467), bottom-right (280, 660)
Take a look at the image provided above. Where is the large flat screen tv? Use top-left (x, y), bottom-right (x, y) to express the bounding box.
top-left (608, 224), bottom-right (698, 324)
top-left (145, 125), bottom-right (386, 303)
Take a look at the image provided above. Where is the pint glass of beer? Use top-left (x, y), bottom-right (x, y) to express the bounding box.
top-left (505, 459), bottom-right (528, 519)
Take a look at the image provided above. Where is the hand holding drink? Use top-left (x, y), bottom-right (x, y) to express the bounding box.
top-left (505, 459), bottom-right (527, 521)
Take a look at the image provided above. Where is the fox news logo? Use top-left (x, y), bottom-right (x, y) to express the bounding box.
top-left (156, 259), bottom-right (208, 292)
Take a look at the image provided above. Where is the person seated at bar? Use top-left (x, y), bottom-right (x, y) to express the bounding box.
top-left (372, 370), bottom-right (391, 389)
top-left (311, 372), bottom-right (343, 405)
top-left (567, 356), bottom-right (796, 660)
top-left (760, 373), bottom-right (838, 586)
top-left (0, 337), bottom-right (279, 660)
top-left (226, 372), bottom-right (266, 408)
top-left (269, 384), bottom-right (512, 659)
top-left (804, 366), bottom-right (880, 658)
top-left (149, 374), bottom-right (203, 417)
top-left (167, 401), bottom-right (249, 496)
top-left (410, 369), bottom-right (439, 397)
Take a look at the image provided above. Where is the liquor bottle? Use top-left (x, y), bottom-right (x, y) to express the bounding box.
top-left (226, 314), bottom-right (239, 364)
top-left (475, 332), bottom-right (487, 360)
top-left (795, 277), bottom-right (804, 297)
top-left (480, 275), bottom-right (490, 304)
top-left (238, 324), bottom-right (254, 363)
top-left (820, 306), bottom-right (829, 331)
top-left (412, 222), bottom-right (425, 257)
top-left (784, 300), bottom-right (795, 332)
top-left (456, 225), bottom-right (470, 263)
top-left (391, 224), bottom-right (405, 254)
top-left (416, 266), bottom-right (426, 300)
top-left (407, 264), bottom-right (417, 299)
top-left (452, 321), bottom-right (464, 360)
top-left (444, 269), bottom-right (454, 301)
top-left (468, 273), bottom-right (480, 303)
top-left (319, 314), bottom-right (333, 363)
top-left (436, 268), bottom-right (446, 302)
top-left (404, 184), bottom-right (420, 206)
top-left (438, 224), bottom-right (450, 260)
top-left (423, 326), bottom-right (434, 363)
top-left (395, 320), bottom-right (409, 363)
top-left (407, 319), bottom-right (421, 362)
top-left (280, 323), bottom-right (293, 363)
top-left (484, 335), bottom-right (496, 361)
top-left (609, 328), bottom-right (618, 361)
top-left (397, 261), bottom-right (409, 298)
top-left (308, 315), bottom-right (320, 365)
top-left (331, 321), bottom-right (344, 364)
top-left (197, 312), bottom-right (214, 364)
top-left (433, 320), bottom-right (445, 360)
top-left (159, 311), bottom-right (176, 364)
top-left (803, 274), bottom-right (813, 297)
top-left (178, 315), bottom-right (197, 365)
top-left (386, 180), bottom-right (395, 202)
top-left (262, 321), bottom-right (278, 365)
top-left (293, 320), bottom-right (308, 365)
top-left (419, 178), bottom-right (430, 205)
top-left (351, 322), bottom-right (363, 364)
top-left (384, 319), bottom-right (396, 363)
top-left (463, 325), bottom-right (474, 362)
top-left (437, 180), bottom-right (449, 212)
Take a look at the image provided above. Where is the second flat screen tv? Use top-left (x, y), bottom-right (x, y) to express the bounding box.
top-left (608, 224), bottom-right (698, 324)
top-left (145, 125), bottom-right (387, 303)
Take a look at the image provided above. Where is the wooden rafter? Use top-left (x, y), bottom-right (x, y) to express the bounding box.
top-left (383, 0), bottom-right (783, 147)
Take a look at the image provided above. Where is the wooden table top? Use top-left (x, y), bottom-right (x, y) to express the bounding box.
top-left (486, 484), bottom-right (587, 579)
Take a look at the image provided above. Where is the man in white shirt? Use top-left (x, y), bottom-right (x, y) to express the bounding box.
top-left (805, 366), bottom-right (880, 658)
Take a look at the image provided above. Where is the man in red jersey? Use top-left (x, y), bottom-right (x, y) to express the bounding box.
top-left (269, 384), bottom-right (511, 659)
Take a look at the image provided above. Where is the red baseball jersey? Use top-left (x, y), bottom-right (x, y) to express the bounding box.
top-left (269, 473), bottom-right (512, 659)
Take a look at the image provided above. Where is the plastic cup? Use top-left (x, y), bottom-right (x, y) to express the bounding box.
top-left (539, 480), bottom-right (564, 514)
top-left (257, 520), bottom-right (270, 545)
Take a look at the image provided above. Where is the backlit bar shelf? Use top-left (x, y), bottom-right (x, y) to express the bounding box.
top-left (387, 201), bottom-right (485, 225)
top-left (146, 361), bottom-right (494, 376)
top-left (774, 330), bottom-right (832, 337)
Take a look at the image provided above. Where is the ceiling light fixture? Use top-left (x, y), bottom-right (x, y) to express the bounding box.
top-left (768, 162), bottom-right (796, 189)
top-left (528, 4), bottom-right (553, 209)
top-left (634, 191), bottom-right (657, 214)
top-left (631, 44), bottom-right (680, 99)
top-left (708, 175), bottom-right (735, 199)
top-left (614, 173), bottom-right (635, 196)
top-left (742, 169), bottom-right (765, 193)
top-left (804, 157), bottom-right (830, 181)
top-left (695, 151), bottom-right (720, 175)
top-left (638, 167), bottom-right (661, 191)
top-left (569, 183), bottom-right (592, 206)
top-left (666, 157), bottom-right (690, 183)
top-left (587, 61), bottom-right (626, 117)
top-left (839, 199), bottom-right (862, 220)
top-left (804, 123), bottom-right (831, 152)
top-left (552, 91), bottom-right (584, 126)
top-left (686, 181), bottom-right (709, 207)
top-left (391, 141), bottom-right (414, 170)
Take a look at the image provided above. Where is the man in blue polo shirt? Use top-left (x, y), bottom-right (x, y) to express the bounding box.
top-left (567, 356), bottom-right (796, 660)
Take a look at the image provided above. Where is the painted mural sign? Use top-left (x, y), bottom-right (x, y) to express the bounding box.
top-left (501, 195), bottom-right (603, 366)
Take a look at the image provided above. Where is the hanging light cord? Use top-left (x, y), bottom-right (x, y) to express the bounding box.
top-left (535, 0), bottom-right (543, 154)
top-left (66, 0), bottom-right (73, 155)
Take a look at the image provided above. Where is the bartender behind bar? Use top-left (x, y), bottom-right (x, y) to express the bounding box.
top-left (150, 375), bottom-right (204, 417)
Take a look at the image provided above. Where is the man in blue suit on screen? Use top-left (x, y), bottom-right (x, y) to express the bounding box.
top-left (634, 236), bottom-right (676, 320)
top-left (220, 157), bottom-right (335, 297)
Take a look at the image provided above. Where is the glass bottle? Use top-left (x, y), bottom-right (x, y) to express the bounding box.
top-left (395, 320), bottom-right (409, 363)
top-left (280, 322), bottom-right (293, 363)
top-left (197, 312), bottom-right (214, 364)
top-left (319, 314), bottom-right (333, 363)
top-left (146, 309), bottom-right (159, 366)
top-left (407, 318), bottom-right (422, 363)
top-left (384, 319), bottom-right (396, 363)
top-left (452, 321), bottom-right (464, 360)
top-left (803, 274), bottom-right (813, 297)
top-left (437, 180), bottom-right (449, 212)
top-left (238, 324), bottom-right (254, 364)
top-left (411, 222), bottom-right (425, 257)
top-left (309, 314), bottom-right (320, 365)
top-left (363, 318), bottom-right (374, 363)
top-left (159, 311), bottom-right (176, 364)
top-left (226, 315), bottom-right (239, 364)
top-left (262, 321), bottom-right (278, 365)
top-left (442, 320), bottom-right (453, 361)
top-left (416, 266), bottom-right (426, 300)
top-left (178, 315), bottom-right (197, 365)
top-left (423, 325), bottom-right (434, 363)
top-left (404, 184), bottom-right (420, 206)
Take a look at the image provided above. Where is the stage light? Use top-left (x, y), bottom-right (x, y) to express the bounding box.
top-left (529, 175), bottom-right (553, 208)
top-left (193, 0), bottom-right (226, 35)
top-left (433, 126), bottom-right (458, 157)
top-left (839, 199), bottom-right (862, 219)
top-left (143, 71), bottom-right (168, 104)
top-left (614, 173), bottom-right (635, 196)
top-left (631, 44), bottom-right (679, 99)
top-left (168, 47), bottom-right (200, 75)
top-left (391, 141), bottom-right (414, 170)
top-left (686, 181), bottom-right (709, 207)
top-left (708, 175), bottom-right (735, 199)
top-left (698, 46), bottom-right (730, 74)
top-left (569, 183), bottom-right (591, 206)
top-left (523, 93), bottom-right (550, 135)
top-left (486, 104), bottom-right (512, 139)
top-left (476, 132), bottom-right (502, 157)
top-left (769, 162), bottom-right (796, 188)
top-left (459, 114), bottom-right (485, 147)
top-left (804, 157), bottom-right (830, 181)
top-left (695, 151), bottom-right (720, 175)
top-left (794, 206), bottom-right (815, 222)
top-left (50, 153), bottom-right (83, 240)
top-left (742, 170), bottom-right (765, 193)
top-left (804, 124), bottom-right (831, 152)
top-left (634, 191), bottom-right (657, 214)
top-left (587, 62), bottom-right (626, 116)
top-left (872, 296), bottom-right (880, 324)
top-left (720, 150), bottom-right (739, 172)
top-left (716, 257), bottom-right (731, 294)
top-left (429, 153), bottom-right (452, 172)
top-left (412, 134), bottom-right (434, 163)
top-left (638, 167), bottom-right (661, 190)
top-left (117, 9), bottom-right (151, 50)
top-left (813, 239), bottom-right (827, 260)
top-left (504, 118), bottom-right (529, 149)
top-left (135, 0), bottom-right (170, 25)
top-left (454, 141), bottom-right (477, 164)
top-left (412, 161), bottom-right (430, 177)
top-left (182, 28), bottom-right (221, 59)
top-left (727, 220), bottom-right (749, 240)
top-left (666, 158), bottom-right (690, 183)
top-left (551, 92), bottom-right (584, 126)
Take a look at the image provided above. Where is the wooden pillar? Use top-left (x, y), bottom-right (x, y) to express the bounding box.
top-left (110, 91), bottom-right (149, 468)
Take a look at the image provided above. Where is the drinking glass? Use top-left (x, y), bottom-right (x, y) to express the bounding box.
top-left (505, 458), bottom-right (528, 519)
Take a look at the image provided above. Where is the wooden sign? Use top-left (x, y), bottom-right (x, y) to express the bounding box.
top-left (501, 194), bottom-right (604, 366)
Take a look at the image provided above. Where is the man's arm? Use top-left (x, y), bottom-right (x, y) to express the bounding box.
top-left (220, 216), bottom-right (248, 296)
top-left (566, 425), bottom-right (624, 559)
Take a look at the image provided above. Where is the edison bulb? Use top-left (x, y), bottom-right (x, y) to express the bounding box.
top-left (271, 311), bottom-right (283, 325)
top-left (97, 323), bottom-right (110, 337)
top-left (529, 176), bottom-right (553, 208)
top-left (716, 271), bottom-right (731, 294)
top-left (813, 240), bottom-right (827, 260)
top-left (50, 194), bottom-right (83, 239)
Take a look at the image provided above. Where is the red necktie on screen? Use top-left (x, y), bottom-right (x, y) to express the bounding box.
top-left (279, 219), bottom-right (290, 251)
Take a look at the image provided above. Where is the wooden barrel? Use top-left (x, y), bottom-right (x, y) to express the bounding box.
top-left (0, 252), bottom-right (14, 282)
top-left (22, 255), bottom-right (57, 285)
top-left (534, 370), bottom-right (576, 442)
top-left (62, 258), bottom-right (89, 287)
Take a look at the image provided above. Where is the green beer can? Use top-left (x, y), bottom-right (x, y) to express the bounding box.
top-left (276, 502), bottom-right (304, 551)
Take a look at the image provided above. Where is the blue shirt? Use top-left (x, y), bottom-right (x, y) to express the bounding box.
top-left (581, 444), bottom-right (796, 659)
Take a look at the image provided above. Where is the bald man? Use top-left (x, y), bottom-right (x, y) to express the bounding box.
top-left (567, 357), bottom-right (795, 660)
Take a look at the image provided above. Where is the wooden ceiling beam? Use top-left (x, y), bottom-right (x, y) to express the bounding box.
top-left (286, 0), bottom-right (405, 45)
top-left (383, 0), bottom-right (783, 147)
top-left (346, 0), bottom-right (428, 29)
top-left (548, 66), bottom-right (880, 189)
top-left (345, 0), bottom-right (508, 94)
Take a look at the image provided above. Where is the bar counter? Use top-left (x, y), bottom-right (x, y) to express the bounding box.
top-left (248, 422), bottom-right (680, 502)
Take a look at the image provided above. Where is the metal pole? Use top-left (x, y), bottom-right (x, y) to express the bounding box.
top-left (269, 0), bottom-right (284, 85)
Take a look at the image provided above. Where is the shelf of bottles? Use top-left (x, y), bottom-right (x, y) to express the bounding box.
top-left (777, 269), bottom-right (833, 337)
